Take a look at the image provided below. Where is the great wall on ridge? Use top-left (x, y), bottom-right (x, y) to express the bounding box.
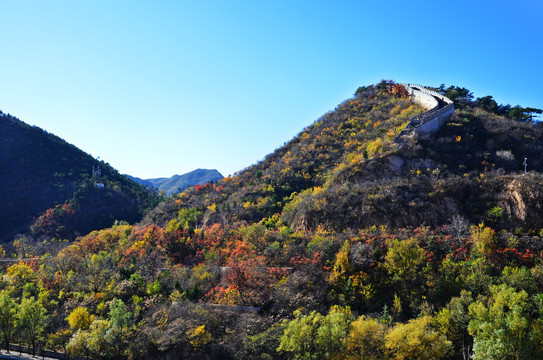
top-left (395, 84), bottom-right (455, 142)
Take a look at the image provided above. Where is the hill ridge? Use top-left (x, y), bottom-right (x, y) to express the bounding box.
top-left (0, 110), bottom-right (158, 241)
top-left (146, 80), bottom-right (543, 234)
top-left (395, 84), bottom-right (455, 142)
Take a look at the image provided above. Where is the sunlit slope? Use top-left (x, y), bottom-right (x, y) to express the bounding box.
top-left (149, 81), bottom-right (543, 233)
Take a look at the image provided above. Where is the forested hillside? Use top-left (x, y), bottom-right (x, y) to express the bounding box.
top-left (147, 81), bottom-right (543, 233)
top-left (3, 81), bottom-right (543, 359)
top-left (0, 111), bottom-right (158, 242)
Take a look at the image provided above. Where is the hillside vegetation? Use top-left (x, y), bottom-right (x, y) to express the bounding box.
top-left (148, 81), bottom-right (543, 233)
top-left (0, 111), bottom-right (158, 242)
top-left (3, 81), bottom-right (543, 360)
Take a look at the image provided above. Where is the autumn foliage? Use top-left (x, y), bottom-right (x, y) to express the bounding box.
top-left (4, 81), bottom-right (543, 359)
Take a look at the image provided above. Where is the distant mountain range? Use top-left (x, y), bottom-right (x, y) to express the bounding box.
top-left (127, 169), bottom-right (223, 195)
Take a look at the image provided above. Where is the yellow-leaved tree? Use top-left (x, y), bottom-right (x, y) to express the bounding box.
top-left (385, 315), bottom-right (452, 360)
top-left (329, 240), bottom-right (351, 286)
top-left (186, 325), bottom-right (213, 350)
top-left (67, 306), bottom-right (94, 331)
top-left (345, 315), bottom-right (386, 360)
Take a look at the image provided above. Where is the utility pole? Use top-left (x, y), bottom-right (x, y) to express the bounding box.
top-left (93, 166), bottom-right (101, 182)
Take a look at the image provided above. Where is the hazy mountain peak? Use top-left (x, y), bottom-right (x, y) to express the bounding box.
top-left (127, 168), bottom-right (223, 195)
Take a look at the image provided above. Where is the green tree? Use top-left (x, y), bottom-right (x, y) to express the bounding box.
top-left (508, 106), bottom-right (543, 122)
top-left (501, 266), bottom-right (535, 294)
top-left (355, 86), bottom-right (370, 97)
top-left (0, 291), bottom-right (17, 353)
top-left (385, 238), bottom-right (426, 311)
top-left (106, 299), bottom-right (132, 358)
top-left (6, 263), bottom-right (38, 296)
top-left (468, 284), bottom-right (532, 360)
top-left (17, 296), bottom-right (47, 356)
top-left (435, 290), bottom-right (474, 360)
top-left (530, 294), bottom-right (543, 359)
top-left (440, 85), bottom-right (473, 104)
top-left (277, 307), bottom-right (352, 360)
top-left (277, 310), bottom-right (323, 360)
top-left (460, 257), bottom-right (494, 296)
top-left (239, 223), bottom-right (268, 250)
top-left (146, 279), bottom-right (162, 296)
top-left (86, 320), bottom-right (110, 359)
top-left (316, 306), bottom-right (353, 359)
top-left (66, 328), bottom-right (91, 359)
top-left (385, 238), bottom-right (425, 283)
top-left (177, 208), bottom-right (201, 233)
top-left (48, 329), bottom-right (72, 358)
top-left (243, 322), bottom-right (285, 359)
top-left (67, 319), bottom-right (110, 359)
top-left (470, 225), bottom-right (495, 256)
top-left (85, 251), bottom-right (116, 293)
top-left (524, 107), bottom-right (543, 122)
top-left (476, 96), bottom-right (499, 113)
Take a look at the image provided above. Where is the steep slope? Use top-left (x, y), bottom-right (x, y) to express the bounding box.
top-left (283, 93), bottom-right (543, 232)
top-left (0, 110), bottom-right (158, 241)
top-left (128, 169), bottom-right (223, 195)
top-left (147, 80), bottom-right (543, 233)
top-left (144, 81), bottom-right (425, 227)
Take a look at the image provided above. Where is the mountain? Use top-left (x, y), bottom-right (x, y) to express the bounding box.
top-left (6, 81), bottom-right (543, 360)
top-left (126, 175), bottom-right (154, 188)
top-left (0, 110), bottom-right (158, 242)
top-left (145, 81), bottom-right (543, 233)
top-left (127, 169), bottom-right (223, 195)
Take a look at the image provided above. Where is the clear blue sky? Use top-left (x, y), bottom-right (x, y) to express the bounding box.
top-left (1, 1), bottom-right (542, 179)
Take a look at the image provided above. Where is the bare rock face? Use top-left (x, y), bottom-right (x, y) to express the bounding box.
top-left (504, 179), bottom-right (528, 221)
top-left (501, 177), bottom-right (543, 228)
top-left (388, 156), bottom-right (404, 173)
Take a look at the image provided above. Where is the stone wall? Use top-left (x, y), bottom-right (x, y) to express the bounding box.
top-left (414, 103), bottom-right (455, 134)
top-left (407, 85), bottom-right (439, 111)
top-left (400, 84), bottom-right (455, 136)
